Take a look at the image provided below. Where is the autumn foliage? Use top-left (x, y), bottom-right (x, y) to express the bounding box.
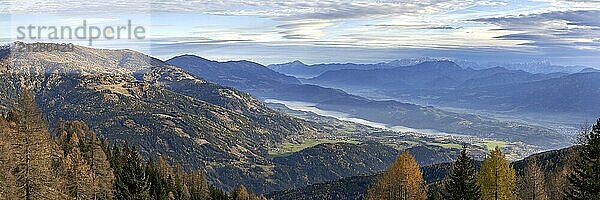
top-left (368, 151), bottom-right (427, 200)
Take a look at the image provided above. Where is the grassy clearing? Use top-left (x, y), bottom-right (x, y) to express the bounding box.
top-left (401, 140), bottom-right (419, 146)
top-left (269, 139), bottom-right (360, 157)
top-left (477, 140), bottom-right (509, 151)
top-left (425, 142), bottom-right (463, 149)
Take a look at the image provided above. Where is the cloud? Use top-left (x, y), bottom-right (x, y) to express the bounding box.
top-left (472, 10), bottom-right (600, 28)
top-left (3, 0), bottom-right (484, 42)
top-left (276, 20), bottom-right (333, 40)
top-left (282, 35), bottom-right (313, 40)
top-left (2, 0), bottom-right (488, 20)
top-left (4, 0), bottom-right (600, 67)
top-left (144, 38), bottom-right (600, 68)
top-left (365, 24), bottom-right (462, 30)
top-left (472, 10), bottom-right (600, 50)
top-left (149, 36), bottom-right (253, 45)
top-left (422, 26), bottom-right (463, 30)
top-left (532, 0), bottom-right (600, 8)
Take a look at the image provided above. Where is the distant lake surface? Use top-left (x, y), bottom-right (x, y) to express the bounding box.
top-left (265, 99), bottom-right (461, 137)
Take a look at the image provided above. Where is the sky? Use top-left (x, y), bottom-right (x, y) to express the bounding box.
top-left (1, 0), bottom-right (600, 67)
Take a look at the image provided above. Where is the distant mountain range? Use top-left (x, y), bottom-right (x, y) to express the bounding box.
top-left (473, 61), bottom-right (590, 74)
top-left (269, 58), bottom-right (599, 119)
top-left (303, 60), bottom-right (600, 118)
top-left (268, 58), bottom-right (441, 78)
top-left (269, 58), bottom-right (594, 78)
top-left (168, 56), bottom-right (569, 148)
top-left (306, 60), bottom-right (563, 90)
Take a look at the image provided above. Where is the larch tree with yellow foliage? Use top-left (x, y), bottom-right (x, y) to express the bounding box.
top-left (478, 147), bottom-right (517, 200)
top-left (368, 151), bottom-right (427, 200)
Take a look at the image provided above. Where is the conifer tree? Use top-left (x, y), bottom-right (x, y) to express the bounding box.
top-left (114, 145), bottom-right (150, 200)
top-left (109, 145), bottom-right (123, 175)
top-left (442, 147), bottom-right (481, 200)
top-left (146, 159), bottom-right (169, 200)
top-left (156, 156), bottom-right (178, 196)
top-left (210, 186), bottom-right (228, 200)
top-left (478, 147), bottom-right (517, 200)
top-left (64, 141), bottom-right (94, 199)
top-left (9, 92), bottom-right (65, 199)
top-left (88, 131), bottom-right (115, 199)
top-left (58, 121), bottom-right (114, 200)
top-left (91, 143), bottom-right (115, 199)
top-left (0, 116), bottom-right (19, 199)
top-left (187, 171), bottom-right (211, 200)
top-left (565, 119), bottom-right (600, 199)
top-left (427, 184), bottom-right (442, 200)
top-left (173, 164), bottom-right (188, 199)
top-left (368, 151), bottom-right (428, 200)
top-left (520, 158), bottom-right (548, 200)
top-left (231, 185), bottom-right (250, 200)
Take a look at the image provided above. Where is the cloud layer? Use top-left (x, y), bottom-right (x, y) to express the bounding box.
top-left (2, 0), bottom-right (600, 66)
top-left (2, 0), bottom-right (489, 19)
top-left (472, 10), bottom-right (600, 50)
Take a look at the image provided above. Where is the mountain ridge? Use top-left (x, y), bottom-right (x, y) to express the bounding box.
top-left (304, 60), bottom-right (598, 118)
top-left (0, 43), bottom-right (327, 192)
top-left (168, 55), bottom-right (570, 149)
top-left (0, 43), bottom-right (482, 193)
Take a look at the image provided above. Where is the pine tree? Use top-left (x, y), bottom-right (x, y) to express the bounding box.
top-left (520, 158), bottom-right (548, 200)
top-left (368, 151), bottom-right (428, 200)
top-left (210, 186), bottom-right (228, 200)
top-left (58, 121), bottom-right (114, 200)
top-left (114, 145), bottom-right (150, 200)
top-left (442, 147), bottom-right (481, 200)
top-left (187, 171), bottom-right (211, 200)
top-left (64, 140), bottom-right (94, 199)
top-left (478, 147), bottom-right (517, 200)
top-left (9, 92), bottom-right (65, 199)
top-left (156, 156), bottom-right (178, 197)
top-left (88, 131), bottom-right (115, 200)
top-left (173, 164), bottom-right (188, 199)
top-left (0, 116), bottom-right (19, 199)
top-left (146, 159), bottom-right (169, 200)
top-left (427, 183), bottom-right (442, 200)
top-left (231, 185), bottom-right (250, 200)
top-left (565, 119), bottom-right (600, 199)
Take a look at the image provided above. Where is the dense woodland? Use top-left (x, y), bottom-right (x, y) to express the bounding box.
top-left (0, 93), bottom-right (265, 200)
top-left (1, 91), bottom-right (599, 199)
top-left (368, 119), bottom-right (600, 200)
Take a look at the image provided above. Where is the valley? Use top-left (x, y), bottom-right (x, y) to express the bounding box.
top-left (0, 42), bottom-right (593, 197)
top-left (265, 99), bottom-right (530, 160)
top-left (168, 55), bottom-right (573, 156)
top-left (0, 43), bottom-right (501, 193)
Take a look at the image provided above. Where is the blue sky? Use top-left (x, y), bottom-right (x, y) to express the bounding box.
top-left (1, 0), bottom-right (600, 67)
